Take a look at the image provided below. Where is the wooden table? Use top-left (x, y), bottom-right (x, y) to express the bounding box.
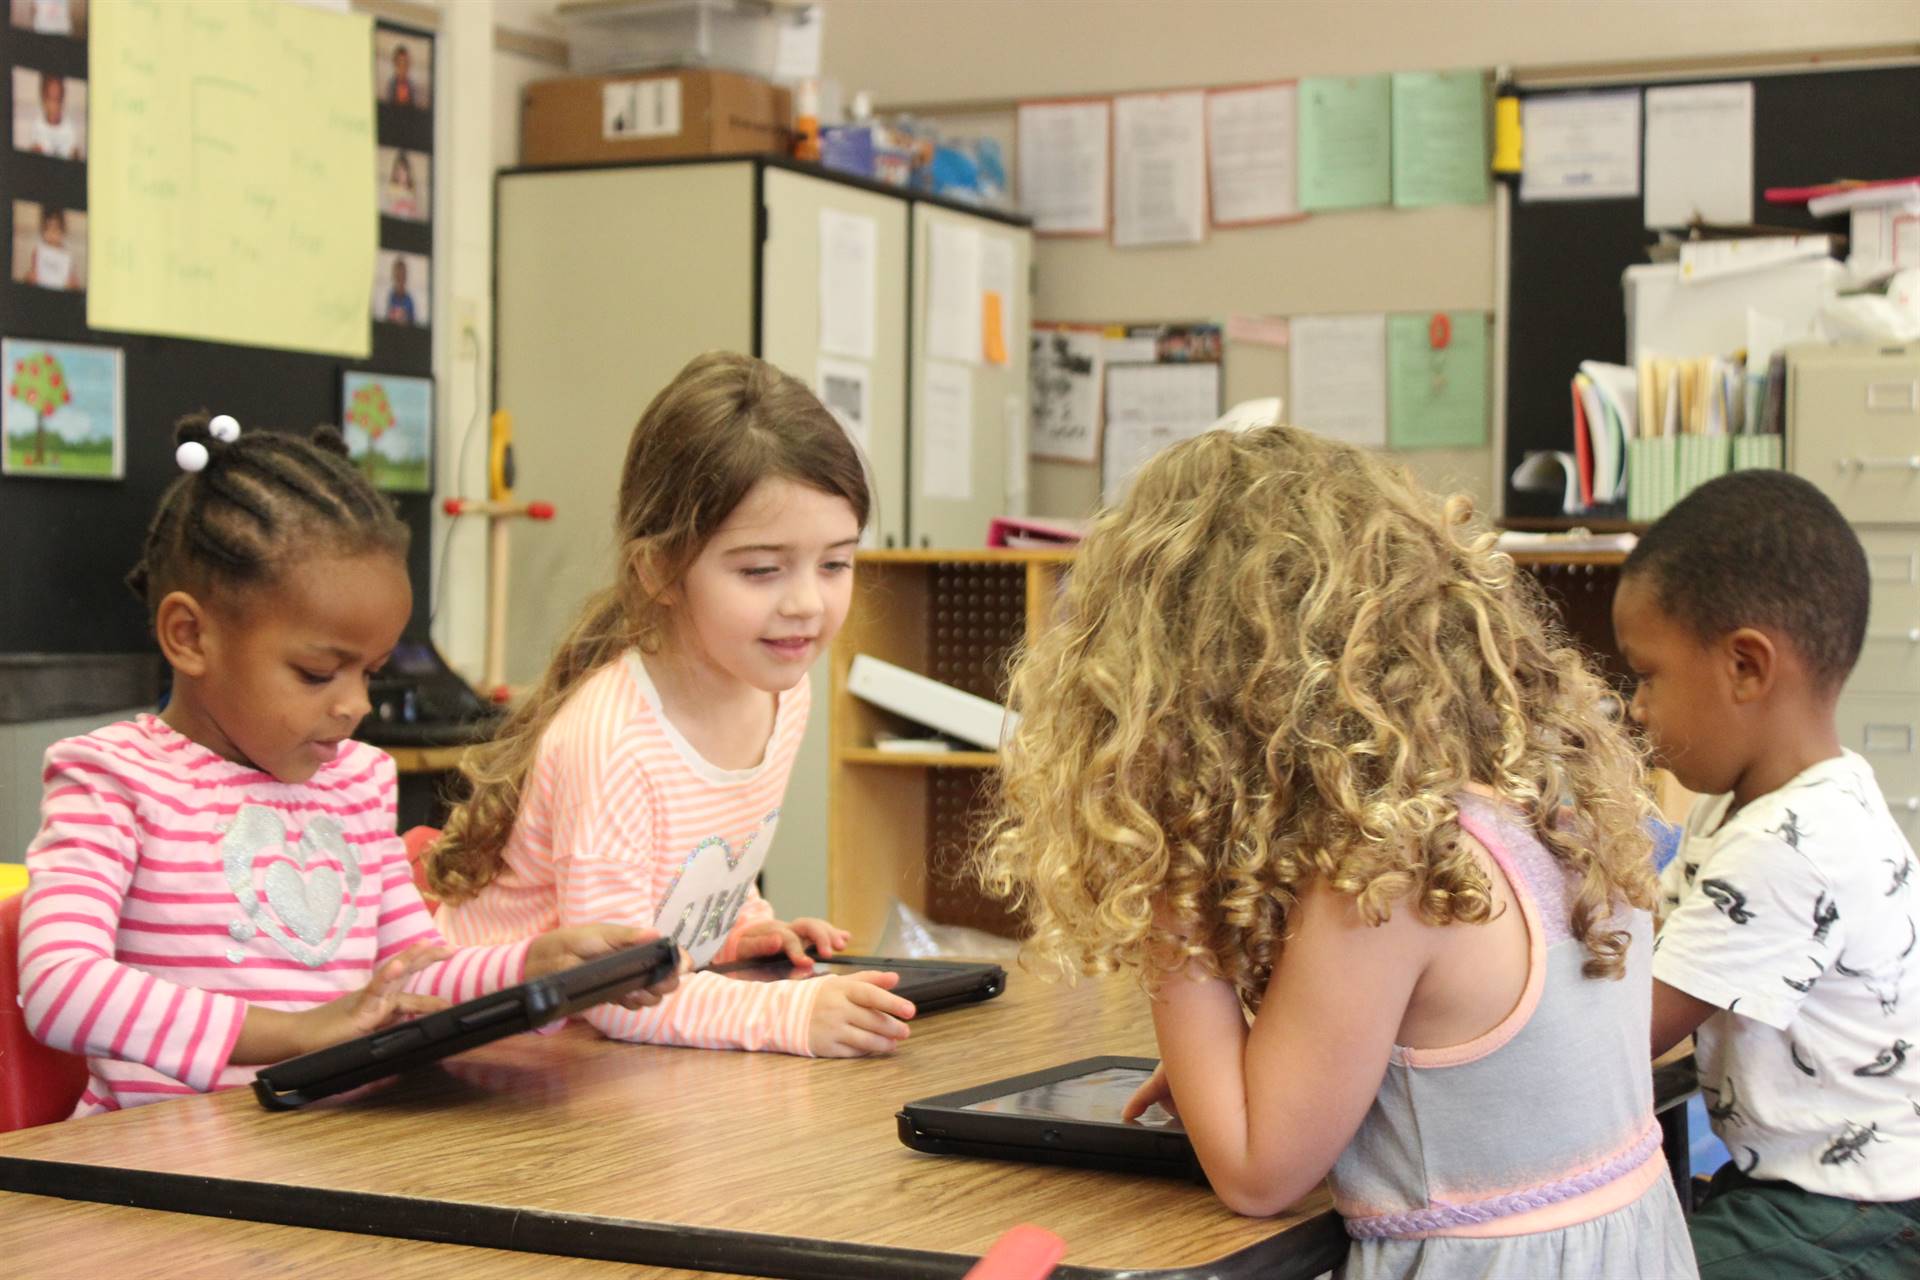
top-left (0, 1191), bottom-right (727, 1278)
top-left (0, 973), bottom-right (1343, 1279)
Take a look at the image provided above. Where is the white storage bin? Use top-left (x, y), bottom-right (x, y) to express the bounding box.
top-left (559, 0), bottom-right (780, 78)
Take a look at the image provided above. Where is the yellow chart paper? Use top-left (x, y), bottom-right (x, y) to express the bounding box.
top-left (89, 0), bottom-right (376, 357)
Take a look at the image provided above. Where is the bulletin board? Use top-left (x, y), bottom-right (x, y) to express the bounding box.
top-left (1502, 62), bottom-right (1920, 521)
top-left (0, 13), bottom-right (437, 654)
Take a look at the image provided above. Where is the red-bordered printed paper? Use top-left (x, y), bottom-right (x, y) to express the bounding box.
top-left (1206, 81), bottom-right (1305, 228)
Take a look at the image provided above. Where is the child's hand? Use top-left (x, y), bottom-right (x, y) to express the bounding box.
top-left (808, 970), bottom-right (915, 1058)
top-left (1122, 1062), bottom-right (1181, 1122)
top-left (232, 943), bottom-right (453, 1065)
top-left (733, 916), bottom-right (853, 967)
top-left (527, 924), bottom-right (680, 1011)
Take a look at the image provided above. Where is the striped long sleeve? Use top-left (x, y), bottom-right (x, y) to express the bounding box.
top-left (436, 652), bottom-right (824, 1055)
top-left (19, 717), bottom-right (530, 1115)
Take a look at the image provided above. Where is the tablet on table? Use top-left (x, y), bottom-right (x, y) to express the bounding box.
top-left (251, 938), bottom-right (680, 1111)
top-left (897, 1055), bottom-right (1203, 1182)
top-left (709, 953), bottom-right (1006, 1014)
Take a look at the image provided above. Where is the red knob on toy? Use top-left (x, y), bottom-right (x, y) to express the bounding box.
top-left (527, 502), bottom-right (556, 520)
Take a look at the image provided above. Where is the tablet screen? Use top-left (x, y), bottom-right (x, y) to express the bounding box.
top-left (959, 1065), bottom-right (1181, 1129)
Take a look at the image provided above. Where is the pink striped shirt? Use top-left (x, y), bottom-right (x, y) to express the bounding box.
top-left (435, 652), bottom-right (823, 1055)
top-left (20, 715), bottom-right (532, 1116)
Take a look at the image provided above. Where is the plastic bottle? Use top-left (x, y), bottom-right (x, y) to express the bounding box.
top-left (794, 78), bottom-right (821, 163)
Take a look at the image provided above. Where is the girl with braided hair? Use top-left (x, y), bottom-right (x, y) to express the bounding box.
top-left (19, 413), bottom-right (675, 1115)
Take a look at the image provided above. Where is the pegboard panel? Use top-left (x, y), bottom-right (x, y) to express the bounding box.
top-left (923, 767), bottom-right (1026, 939)
top-left (1522, 562), bottom-right (1629, 692)
top-left (927, 560), bottom-right (1027, 702)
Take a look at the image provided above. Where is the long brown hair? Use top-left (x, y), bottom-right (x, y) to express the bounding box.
top-left (428, 352), bottom-right (870, 903)
top-left (976, 426), bottom-right (1654, 1010)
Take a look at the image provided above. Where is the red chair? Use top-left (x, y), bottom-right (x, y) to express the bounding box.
top-left (0, 891), bottom-right (90, 1130)
top-left (403, 826), bottom-right (443, 910)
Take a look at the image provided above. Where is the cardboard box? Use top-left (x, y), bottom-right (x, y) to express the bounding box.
top-left (521, 69), bottom-right (791, 167)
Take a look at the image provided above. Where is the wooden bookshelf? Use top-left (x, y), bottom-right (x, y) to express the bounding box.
top-left (827, 549), bottom-right (1071, 947)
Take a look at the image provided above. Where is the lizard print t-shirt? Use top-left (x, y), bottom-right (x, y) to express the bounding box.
top-left (1655, 750), bottom-right (1920, 1199)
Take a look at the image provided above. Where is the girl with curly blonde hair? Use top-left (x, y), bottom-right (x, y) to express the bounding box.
top-left (978, 426), bottom-right (1695, 1278)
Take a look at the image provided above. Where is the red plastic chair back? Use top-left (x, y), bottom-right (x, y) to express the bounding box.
top-left (0, 891), bottom-right (90, 1130)
top-left (403, 826), bottom-right (443, 910)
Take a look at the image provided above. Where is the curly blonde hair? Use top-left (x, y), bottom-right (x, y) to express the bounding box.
top-left (976, 426), bottom-right (1654, 1010)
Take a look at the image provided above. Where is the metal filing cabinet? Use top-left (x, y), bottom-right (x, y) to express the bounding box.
top-left (1789, 343), bottom-right (1920, 841)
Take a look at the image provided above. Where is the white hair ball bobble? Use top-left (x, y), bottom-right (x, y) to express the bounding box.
top-left (208, 414), bottom-right (241, 442)
top-left (176, 441), bottom-right (210, 473)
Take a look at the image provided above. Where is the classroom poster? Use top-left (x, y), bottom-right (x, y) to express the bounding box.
top-left (1386, 311), bottom-right (1489, 449)
top-left (88, 0), bottom-right (377, 358)
top-left (2, 338), bottom-right (123, 480)
top-left (341, 370), bottom-right (431, 493)
top-left (1029, 325), bottom-right (1103, 463)
top-left (1390, 70), bottom-right (1489, 208)
top-left (1297, 76), bottom-right (1391, 211)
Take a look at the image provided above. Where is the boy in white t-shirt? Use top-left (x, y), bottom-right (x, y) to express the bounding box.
top-left (29, 73), bottom-right (79, 160)
top-left (1615, 469), bottom-right (1919, 1279)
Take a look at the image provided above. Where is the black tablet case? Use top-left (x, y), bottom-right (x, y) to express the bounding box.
top-left (709, 953), bottom-right (1006, 1014)
top-left (252, 938), bottom-right (680, 1110)
top-left (898, 1055), bottom-right (1204, 1181)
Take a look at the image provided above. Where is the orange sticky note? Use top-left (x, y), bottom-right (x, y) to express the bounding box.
top-left (983, 291), bottom-right (1009, 365)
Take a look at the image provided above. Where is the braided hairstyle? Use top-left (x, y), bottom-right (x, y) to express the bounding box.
top-left (127, 412), bottom-right (411, 620)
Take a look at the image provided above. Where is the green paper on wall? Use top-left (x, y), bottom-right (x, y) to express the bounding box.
top-left (1391, 70), bottom-right (1490, 208)
top-left (1387, 312), bottom-right (1488, 449)
top-left (1297, 75), bottom-right (1391, 211)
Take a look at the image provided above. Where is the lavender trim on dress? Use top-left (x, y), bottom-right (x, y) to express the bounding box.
top-left (1343, 1121), bottom-right (1663, 1240)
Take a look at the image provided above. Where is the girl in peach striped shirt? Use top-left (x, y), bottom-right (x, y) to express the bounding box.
top-left (430, 353), bottom-right (915, 1058)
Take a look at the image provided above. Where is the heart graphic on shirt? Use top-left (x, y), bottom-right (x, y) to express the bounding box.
top-left (262, 861), bottom-right (346, 946)
top-left (221, 804), bottom-right (364, 967)
top-left (653, 810), bottom-right (781, 968)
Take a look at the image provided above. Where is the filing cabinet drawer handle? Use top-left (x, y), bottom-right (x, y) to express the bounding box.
top-left (1863, 723), bottom-right (1916, 753)
top-left (1867, 627), bottom-right (1920, 643)
top-left (1839, 456), bottom-right (1920, 472)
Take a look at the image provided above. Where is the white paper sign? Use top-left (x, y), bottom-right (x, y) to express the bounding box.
top-left (818, 208), bottom-right (876, 360)
top-left (1644, 82), bottom-right (1754, 229)
top-left (1288, 314), bottom-right (1388, 448)
top-left (603, 79), bottom-right (682, 140)
top-left (922, 360), bottom-right (974, 501)
top-left (1101, 362), bottom-right (1221, 501)
top-left (1207, 84), bottom-right (1299, 224)
top-left (1113, 91), bottom-right (1208, 247)
top-left (1017, 100), bottom-right (1111, 235)
top-left (1520, 91), bottom-right (1641, 202)
top-left (926, 221), bottom-right (984, 365)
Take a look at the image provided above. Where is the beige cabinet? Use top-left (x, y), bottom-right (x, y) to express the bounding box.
top-left (1789, 344), bottom-right (1920, 826)
top-left (495, 158), bottom-right (1032, 919)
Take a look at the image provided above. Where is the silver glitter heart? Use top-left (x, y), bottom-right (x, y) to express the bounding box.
top-left (222, 805), bottom-right (363, 967)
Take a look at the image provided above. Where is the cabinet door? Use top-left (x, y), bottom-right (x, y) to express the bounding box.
top-left (908, 204), bottom-right (1033, 547)
top-left (759, 167), bottom-right (910, 551)
top-left (496, 163), bottom-right (756, 685)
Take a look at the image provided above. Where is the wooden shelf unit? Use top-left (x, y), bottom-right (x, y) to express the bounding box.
top-left (828, 549), bottom-right (1071, 947)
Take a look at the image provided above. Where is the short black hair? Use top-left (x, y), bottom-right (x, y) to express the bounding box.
top-left (1623, 470), bottom-right (1868, 689)
top-left (128, 413), bottom-right (410, 619)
